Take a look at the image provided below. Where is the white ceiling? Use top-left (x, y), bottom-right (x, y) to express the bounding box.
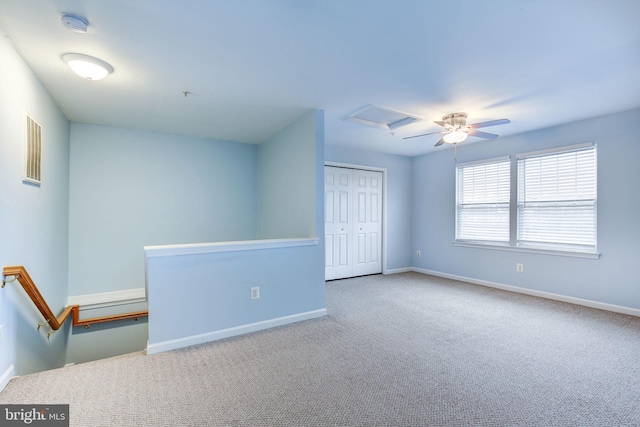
top-left (1, 0), bottom-right (639, 156)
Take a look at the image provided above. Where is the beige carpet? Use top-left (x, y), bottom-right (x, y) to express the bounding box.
top-left (1, 272), bottom-right (639, 426)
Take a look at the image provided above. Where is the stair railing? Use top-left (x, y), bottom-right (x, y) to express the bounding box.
top-left (2, 265), bottom-right (147, 336)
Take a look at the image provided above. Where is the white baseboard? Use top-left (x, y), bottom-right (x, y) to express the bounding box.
top-left (0, 364), bottom-right (15, 392)
top-left (384, 267), bottom-right (413, 275)
top-left (412, 267), bottom-right (640, 317)
top-left (146, 308), bottom-right (327, 355)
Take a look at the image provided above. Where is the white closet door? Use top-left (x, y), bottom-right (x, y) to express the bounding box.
top-left (352, 169), bottom-right (383, 277)
top-left (325, 166), bottom-right (382, 280)
top-left (325, 167), bottom-right (354, 280)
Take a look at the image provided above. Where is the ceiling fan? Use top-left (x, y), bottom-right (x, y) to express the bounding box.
top-left (403, 113), bottom-right (510, 146)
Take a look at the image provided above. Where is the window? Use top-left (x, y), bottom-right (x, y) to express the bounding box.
top-left (517, 143), bottom-right (597, 252)
top-left (454, 142), bottom-right (598, 258)
top-left (456, 157), bottom-right (510, 243)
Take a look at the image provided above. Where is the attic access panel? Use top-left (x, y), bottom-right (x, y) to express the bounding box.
top-left (347, 105), bottom-right (422, 131)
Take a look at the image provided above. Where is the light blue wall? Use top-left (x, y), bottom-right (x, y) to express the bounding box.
top-left (66, 309), bottom-right (148, 366)
top-left (66, 124), bottom-right (259, 365)
top-left (68, 124), bottom-right (259, 296)
top-left (324, 145), bottom-right (413, 272)
top-left (147, 111), bottom-right (326, 350)
top-left (146, 242), bottom-right (325, 350)
top-left (258, 110), bottom-right (320, 239)
top-left (412, 108), bottom-right (640, 310)
top-left (0, 33), bottom-right (70, 376)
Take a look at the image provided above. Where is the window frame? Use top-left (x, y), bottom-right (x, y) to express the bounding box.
top-left (452, 142), bottom-right (599, 259)
top-left (516, 142), bottom-right (597, 254)
top-left (455, 155), bottom-right (511, 245)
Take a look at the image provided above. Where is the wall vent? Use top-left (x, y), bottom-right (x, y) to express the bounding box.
top-left (346, 105), bottom-right (422, 131)
top-left (23, 113), bottom-right (42, 186)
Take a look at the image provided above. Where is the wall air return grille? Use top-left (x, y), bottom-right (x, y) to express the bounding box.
top-left (347, 105), bottom-right (422, 131)
top-left (24, 113), bottom-right (42, 185)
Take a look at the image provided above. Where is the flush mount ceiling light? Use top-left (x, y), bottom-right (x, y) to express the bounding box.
top-left (62, 53), bottom-right (114, 80)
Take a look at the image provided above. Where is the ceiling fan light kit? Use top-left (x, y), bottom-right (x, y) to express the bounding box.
top-left (404, 112), bottom-right (510, 147)
top-left (443, 130), bottom-right (468, 144)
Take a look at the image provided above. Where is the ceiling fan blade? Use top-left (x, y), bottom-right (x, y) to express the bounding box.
top-left (434, 138), bottom-right (446, 147)
top-left (433, 120), bottom-right (446, 127)
top-left (467, 119), bottom-right (511, 129)
top-left (402, 130), bottom-right (445, 140)
top-left (467, 129), bottom-right (499, 139)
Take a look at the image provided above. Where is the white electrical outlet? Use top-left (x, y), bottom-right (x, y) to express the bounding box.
top-left (251, 286), bottom-right (260, 300)
top-left (516, 263), bottom-right (524, 273)
top-left (417, 250), bottom-right (421, 257)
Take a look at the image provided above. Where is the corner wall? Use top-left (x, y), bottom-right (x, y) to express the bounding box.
top-left (324, 145), bottom-right (413, 272)
top-left (257, 111), bottom-right (321, 239)
top-left (66, 124), bottom-right (260, 364)
top-left (412, 108), bottom-right (640, 310)
top-left (145, 110), bottom-right (326, 353)
top-left (68, 124), bottom-right (259, 297)
top-left (0, 32), bottom-right (70, 377)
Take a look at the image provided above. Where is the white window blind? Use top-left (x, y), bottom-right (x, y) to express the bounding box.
top-left (456, 157), bottom-right (510, 243)
top-left (517, 144), bottom-right (597, 251)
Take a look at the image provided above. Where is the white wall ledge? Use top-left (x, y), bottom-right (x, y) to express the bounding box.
top-left (144, 237), bottom-right (319, 258)
top-left (67, 288), bottom-right (147, 310)
top-left (453, 241), bottom-right (600, 260)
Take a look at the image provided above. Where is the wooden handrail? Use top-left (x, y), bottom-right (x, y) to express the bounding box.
top-left (72, 309), bottom-right (148, 327)
top-left (2, 266), bottom-right (73, 330)
top-left (2, 265), bottom-right (147, 330)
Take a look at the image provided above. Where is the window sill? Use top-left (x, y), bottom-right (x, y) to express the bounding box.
top-left (452, 241), bottom-right (600, 259)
